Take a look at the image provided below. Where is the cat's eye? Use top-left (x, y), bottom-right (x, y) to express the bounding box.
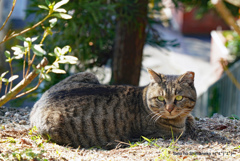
top-left (157, 96), bottom-right (165, 102)
top-left (175, 95), bottom-right (183, 101)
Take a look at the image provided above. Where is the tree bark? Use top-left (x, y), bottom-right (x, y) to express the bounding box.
top-left (112, 0), bottom-right (148, 86)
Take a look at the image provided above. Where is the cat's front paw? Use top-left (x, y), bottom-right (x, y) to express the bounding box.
top-left (184, 114), bottom-right (197, 139)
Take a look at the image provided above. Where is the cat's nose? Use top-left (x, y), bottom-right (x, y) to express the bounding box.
top-left (166, 104), bottom-right (174, 113)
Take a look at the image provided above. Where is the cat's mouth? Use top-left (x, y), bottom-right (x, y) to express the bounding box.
top-left (163, 109), bottom-right (191, 119)
top-left (163, 110), bottom-right (183, 119)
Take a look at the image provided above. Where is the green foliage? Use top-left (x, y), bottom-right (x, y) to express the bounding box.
top-left (141, 136), bottom-right (160, 147)
top-left (229, 114), bottom-right (239, 120)
top-left (26, 0), bottom-right (116, 92)
top-left (129, 135), bottom-right (181, 161)
top-left (8, 149), bottom-right (47, 161)
top-left (223, 31), bottom-right (240, 59)
top-left (26, 0), bottom-right (181, 93)
top-left (29, 126), bottom-right (52, 149)
top-left (7, 137), bottom-right (16, 143)
top-left (27, 0), bottom-right (115, 69)
top-left (0, 0), bottom-right (78, 107)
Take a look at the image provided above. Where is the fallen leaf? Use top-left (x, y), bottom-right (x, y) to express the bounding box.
top-left (20, 138), bottom-right (32, 146)
top-left (215, 125), bottom-right (227, 130)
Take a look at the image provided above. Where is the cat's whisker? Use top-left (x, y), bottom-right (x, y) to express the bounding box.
top-left (153, 114), bottom-right (162, 124)
top-left (147, 112), bottom-right (163, 125)
top-left (146, 112), bottom-right (157, 119)
top-left (149, 113), bottom-right (159, 123)
top-left (146, 112), bottom-right (157, 123)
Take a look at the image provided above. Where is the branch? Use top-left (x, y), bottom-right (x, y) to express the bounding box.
top-left (211, 0), bottom-right (240, 35)
top-left (0, 14), bottom-right (50, 45)
top-left (14, 78), bottom-right (43, 98)
top-left (220, 58), bottom-right (240, 90)
top-left (224, 0), bottom-right (240, 7)
top-left (0, 57), bottom-right (48, 107)
top-left (0, 0), bottom-right (17, 32)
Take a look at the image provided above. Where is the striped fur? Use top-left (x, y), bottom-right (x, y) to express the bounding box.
top-left (30, 69), bottom-right (197, 149)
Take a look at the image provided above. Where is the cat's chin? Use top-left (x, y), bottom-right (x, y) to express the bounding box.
top-left (165, 115), bottom-right (179, 119)
top-left (164, 111), bottom-right (188, 119)
top-left (160, 113), bottom-right (179, 119)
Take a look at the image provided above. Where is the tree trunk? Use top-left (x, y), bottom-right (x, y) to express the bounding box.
top-left (112, 0), bottom-right (148, 86)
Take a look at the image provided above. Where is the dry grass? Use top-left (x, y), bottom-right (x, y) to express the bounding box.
top-left (0, 128), bottom-right (239, 160)
top-left (1, 113), bottom-right (240, 160)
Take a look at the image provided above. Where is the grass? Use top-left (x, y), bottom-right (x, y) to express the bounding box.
top-left (128, 132), bottom-right (184, 161)
top-left (0, 126), bottom-right (240, 160)
top-left (0, 127), bottom-right (182, 160)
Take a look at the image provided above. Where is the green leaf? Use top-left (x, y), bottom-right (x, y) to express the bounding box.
top-left (54, 47), bottom-right (62, 56)
top-left (229, 114), bottom-right (239, 120)
top-left (53, 0), bottom-right (69, 10)
top-left (45, 0), bottom-right (50, 6)
top-left (16, 36), bottom-right (26, 41)
top-left (57, 59), bottom-right (68, 64)
top-left (11, 45), bottom-right (26, 52)
top-left (31, 44), bottom-right (46, 56)
top-left (61, 45), bottom-right (71, 55)
top-left (45, 27), bottom-right (53, 35)
top-left (48, 52), bottom-right (56, 57)
top-left (58, 56), bottom-right (78, 64)
top-left (44, 65), bottom-right (52, 70)
top-left (54, 8), bottom-right (67, 13)
top-left (13, 55), bottom-right (23, 60)
top-left (38, 5), bottom-right (49, 10)
top-left (31, 36), bottom-right (39, 42)
top-left (25, 37), bottom-right (32, 42)
top-left (5, 57), bottom-right (13, 62)
top-left (52, 62), bottom-right (59, 68)
top-left (4, 51), bottom-right (11, 58)
top-left (41, 73), bottom-right (51, 81)
top-left (33, 65), bottom-right (41, 74)
top-left (2, 78), bottom-right (8, 83)
top-left (49, 18), bottom-right (57, 28)
top-left (7, 137), bottom-right (16, 143)
top-left (8, 75), bottom-right (19, 82)
top-left (51, 69), bottom-right (66, 74)
top-left (51, 13), bottom-right (72, 19)
top-left (1, 71), bottom-right (9, 78)
top-left (11, 45), bottom-right (25, 59)
top-left (142, 136), bottom-right (151, 143)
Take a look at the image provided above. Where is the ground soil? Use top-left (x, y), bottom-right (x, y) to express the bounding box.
top-left (0, 106), bottom-right (240, 160)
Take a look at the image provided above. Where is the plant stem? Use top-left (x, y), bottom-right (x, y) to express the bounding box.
top-left (40, 31), bottom-right (48, 45)
top-left (23, 52), bottom-right (27, 78)
top-left (15, 79), bottom-right (43, 98)
top-left (0, 57), bottom-right (48, 107)
top-left (0, 80), bottom-right (2, 94)
top-left (9, 61), bottom-right (13, 91)
top-left (0, 14), bottom-right (51, 45)
top-left (0, 0), bottom-right (17, 32)
top-left (212, 0), bottom-right (240, 35)
top-left (5, 83), bottom-right (8, 95)
top-left (24, 29), bottom-right (48, 80)
top-left (220, 58), bottom-right (240, 90)
top-left (25, 48), bottom-right (32, 79)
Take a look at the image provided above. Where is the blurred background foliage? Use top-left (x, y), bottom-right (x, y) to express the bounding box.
top-left (173, 0), bottom-right (239, 19)
top-left (26, 0), bottom-right (179, 93)
top-left (19, 0), bottom-right (239, 103)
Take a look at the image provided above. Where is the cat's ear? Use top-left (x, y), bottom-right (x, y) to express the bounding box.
top-left (147, 68), bottom-right (162, 83)
top-left (178, 71), bottom-right (195, 84)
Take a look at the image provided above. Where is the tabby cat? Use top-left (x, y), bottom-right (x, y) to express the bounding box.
top-left (30, 69), bottom-right (197, 149)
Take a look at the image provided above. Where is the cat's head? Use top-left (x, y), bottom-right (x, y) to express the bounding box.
top-left (146, 68), bottom-right (197, 119)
